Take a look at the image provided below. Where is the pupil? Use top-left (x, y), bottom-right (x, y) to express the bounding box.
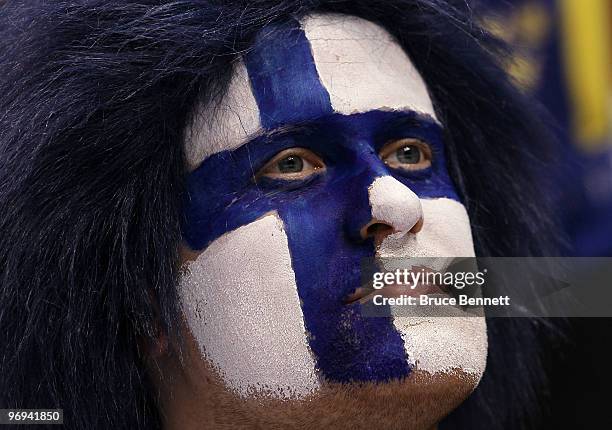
top-left (277, 155), bottom-right (304, 173)
top-left (396, 145), bottom-right (420, 164)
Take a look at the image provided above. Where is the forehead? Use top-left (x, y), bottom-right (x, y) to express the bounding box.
top-left (186, 13), bottom-right (437, 169)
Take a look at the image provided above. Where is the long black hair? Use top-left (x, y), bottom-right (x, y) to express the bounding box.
top-left (0, 1), bottom-right (563, 429)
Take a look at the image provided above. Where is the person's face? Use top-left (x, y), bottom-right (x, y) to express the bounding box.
top-left (157, 13), bottom-right (487, 429)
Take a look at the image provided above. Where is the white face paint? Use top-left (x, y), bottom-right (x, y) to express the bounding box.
top-left (395, 313), bottom-right (488, 377)
top-left (185, 13), bottom-right (437, 170)
top-left (302, 14), bottom-right (437, 117)
top-left (185, 61), bottom-right (261, 171)
top-left (368, 177), bottom-right (487, 378)
top-left (369, 176), bottom-right (423, 233)
top-left (181, 13), bottom-right (487, 398)
top-left (180, 213), bottom-right (320, 398)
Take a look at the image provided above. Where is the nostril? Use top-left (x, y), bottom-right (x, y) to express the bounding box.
top-left (360, 221), bottom-right (396, 241)
top-left (366, 223), bottom-right (394, 238)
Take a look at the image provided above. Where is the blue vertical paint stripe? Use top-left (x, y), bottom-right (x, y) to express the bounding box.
top-left (278, 165), bottom-right (412, 383)
top-left (244, 18), bottom-right (333, 129)
top-left (182, 110), bottom-right (462, 382)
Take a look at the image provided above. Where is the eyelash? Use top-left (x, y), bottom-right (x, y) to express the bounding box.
top-left (379, 138), bottom-right (433, 171)
top-left (255, 147), bottom-right (326, 180)
top-left (255, 138), bottom-right (433, 182)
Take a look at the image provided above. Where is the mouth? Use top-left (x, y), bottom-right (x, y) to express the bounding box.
top-left (344, 281), bottom-right (450, 305)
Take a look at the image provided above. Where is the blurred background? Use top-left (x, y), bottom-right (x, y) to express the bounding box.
top-left (473, 1), bottom-right (611, 427)
top-left (474, 0), bottom-right (612, 257)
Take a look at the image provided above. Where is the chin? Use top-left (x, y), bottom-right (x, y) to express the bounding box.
top-left (195, 371), bottom-right (479, 430)
top-left (154, 321), bottom-right (485, 430)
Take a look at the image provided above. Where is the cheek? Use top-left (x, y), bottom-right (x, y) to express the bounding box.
top-left (179, 212), bottom-right (320, 399)
top-left (417, 198), bottom-right (476, 256)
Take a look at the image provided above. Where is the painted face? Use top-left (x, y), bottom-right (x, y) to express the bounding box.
top-left (180, 14), bottom-right (487, 399)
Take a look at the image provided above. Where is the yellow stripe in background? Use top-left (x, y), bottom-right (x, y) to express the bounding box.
top-left (559, 0), bottom-right (611, 150)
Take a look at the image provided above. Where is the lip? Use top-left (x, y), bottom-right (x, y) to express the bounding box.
top-left (345, 281), bottom-right (449, 305)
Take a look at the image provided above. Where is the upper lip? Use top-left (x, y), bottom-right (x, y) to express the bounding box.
top-left (344, 281), bottom-right (449, 305)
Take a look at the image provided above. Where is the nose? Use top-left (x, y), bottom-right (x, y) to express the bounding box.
top-left (360, 176), bottom-right (423, 246)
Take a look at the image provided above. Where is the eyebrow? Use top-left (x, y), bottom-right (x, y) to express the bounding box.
top-left (237, 122), bottom-right (319, 146)
top-left (237, 109), bottom-right (443, 149)
top-left (385, 110), bottom-right (442, 129)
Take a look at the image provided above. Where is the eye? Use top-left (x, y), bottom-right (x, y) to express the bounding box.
top-left (257, 147), bottom-right (325, 180)
top-left (380, 138), bottom-right (432, 171)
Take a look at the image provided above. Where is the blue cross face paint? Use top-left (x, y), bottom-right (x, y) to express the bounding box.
top-left (179, 14), bottom-right (487, 399)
